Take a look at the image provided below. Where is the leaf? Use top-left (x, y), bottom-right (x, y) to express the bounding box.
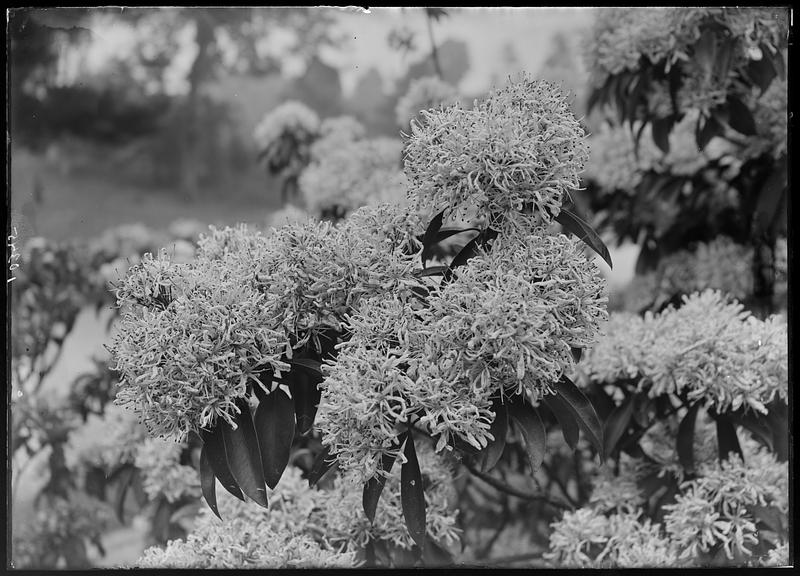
top-left (420, 210), bottom-right (445, 267)
top-left (715, 415), bottom-right (743, 462)
top-left (728, 410), bottom-right (773, 452)
top-left (726, 96), bottom-right (757, 136)
top-left (199, 444), bottom-right (221, 519)
top-left (221, 399), bottom-right (268, 507)
top-left (747, 53), bottom-right (777, 94)
top-left (696, 114), bottom-right (721, 150)
top-left (288, 366), bottom-right (323, 436)
top-left (413, 266), bottom-right (449, 278)
top-left (676, 403), bottom-right (700, 476)
top-left (255, 388), bottom-right (296, 489)
top-left (571, 347), bottom-right (582, 363)
top-left (363, 448), bottom-right (400, 523)
top-left (421, 537), bottom-right (454, 567)
top-left (201, 426), bottom-right (245, 501)
top-left (651, 116), bottom-right (673, 154)
top-left (508, 399), bottom-right (546, 474)
top-left (693, 28), bottom-right (717, 75)
top-left (478, 400), bottom-right (508, 473)
top-left (434, 226), bottom-right (481, 243)
top-left (603, 395), bottom-right (635, 457)
top-left (446, 234), bottom-right (481, 271)
top-left (554, 207), bottom-right (613, 269)
top-left (549, 375), bottom-right (605, 460)
top-left (289, 357), bottom-right (323, 376)
top-left (543, 393), bottom-right (579, 450)
top-left (753, 155), bottom-right (787, 236)
top-left (713, 37), bottom-right (735, 83)
top-left (308, 445), bottom-right (336, 487)
top-left (113, 465), bottom-right (135, 523)
top-left (400, 432), bottom-right (426, 551)
top-left (750, 504), bottom-right (786, 535)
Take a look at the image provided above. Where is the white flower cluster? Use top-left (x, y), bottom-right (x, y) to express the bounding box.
top-left (135, 452), bottom-right (460, 569)
top-left (404, 74), bottom-right (589, 231)
top-left (309, 115), bottom-right (367, 162)
top-left (300, 137), bottom-right (407, 216)
top-left (253, 100), bottom-right (320, 156)
top-left (65, 403), bottom-right (146, 472)
top-left (581, 290), bottom-right (787, 413)
top-left (134, 437), bottom-right (201, 503)
top-left (395, 76), bottom-right (460, 128)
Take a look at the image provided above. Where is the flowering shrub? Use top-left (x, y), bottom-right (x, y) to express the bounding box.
top-left (395, 75), bottom-right (460, 128)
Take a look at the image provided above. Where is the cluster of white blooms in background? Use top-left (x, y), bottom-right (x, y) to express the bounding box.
top-left (404, 76), bottom-right (589, 232)
top-left (299, 137), bottom-right (407, 216)
top-left (547, 430), bottom-right (788, 567)
top-left (135, 450), bottom-right (459, 569)
top-left (134, 438), bottom-right (200, 503)
top-left (253, 100), bottom-right (320, 158)
top-left (265, 204), bottom-right (314, 228)
top-left (309, 115), bottom-right (367, 162)
top-left (584, 8), bottom-right (787, 110)
top-left (65, 403), bottom-right (147, 472)
top-left (395, 76), bottom-right (460, 128)
top-left (581, 290), bottom-right (787, 414)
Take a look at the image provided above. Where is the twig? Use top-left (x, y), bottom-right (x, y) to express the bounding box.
top-left (464, 462), bottom-right (573, 511)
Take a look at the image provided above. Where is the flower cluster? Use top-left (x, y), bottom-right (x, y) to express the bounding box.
top-left (395, 76), bottom-right (460, 128)
top-left (318, 229), bottom-right (607, 481)
top-left (299, 137), bottom-right (407, 216)
top-left (253, 100), bottom-right (320, 177)
top-left (309, 115), bottom-right (366, 162)
top-left (403, 74), bottom-right (588, 230)
top-left (581, 290), bottom-right (787, 413)
top-left (134, 437), bottom-right (201, 503)
top-left (65, 403), bottom-right (147, 472)
top-left (135, 453), bottom-right (460, 568)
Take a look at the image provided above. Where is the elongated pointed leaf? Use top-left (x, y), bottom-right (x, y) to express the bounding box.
top-left (421, 537), bottom-right (454, 567)
top-left (114, 465), bottom-right (135, 523)
top-left (400, 433), bottom-right (426, 551)
top-left (290, 357), bottom-right (323, 376)
top-left (363, 449), bottom-right (400, 523)
top-left (308, 445), bottom-right (336, 487)
top-left (199, 444), bottom-right (221, 519)
top-left (202, 426), bottom-right (244, 501)
top-left (446, 235), bottom-right (481, 273)
top-left (413, 266), bottom-right (449, 278)
top-left (727, 96), bottom-right (757, 136)
top-left (729, 410), bottom-right (773, 451)
top-left (677, 403), bottom-right (700, 475)
top-left (222, 400), bottom-right (268, 507)
top-left (255, 388), bottom-right (296, 489)
top-left (555, 208), bottom-right (613, 269)
top-left (750, 504), bottom-right (786, 535)
top-left (478, 401), bottom-right (508, 472)
top-left (715, 415), bottom-right (743, 462)
top-left (508, 399), bottom-right (546, 474)
top-left (434, 227), bottom-right (481, 243)
top-left (421, 210), bottom-right (446, 267)
top-left (696, 114), bottom-right (722, 150)
top-left (747, 53), bottom-right (777, 94)
top-left (289, 367), bottom-right (323, 436)
top-left (604, 395), bottom-right (635, 457)
top-left (544, 393), bottom-right (579, 450)
top-left (549, 376), bottom-right (605, 460)
top-left (651, 116), bottom-right (674, 154)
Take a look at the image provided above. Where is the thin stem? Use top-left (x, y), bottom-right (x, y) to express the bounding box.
top-left (464, 462), bottom-right (573, 511)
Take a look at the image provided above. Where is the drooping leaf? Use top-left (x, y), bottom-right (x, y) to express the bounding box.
top-left (420, 210), bottom-right (446, 267)
top-left (676, 403), bottom-right (700, 476)
top-left (199, 445), bottom-right (221, 519)
top-left (753, 155), bottom-right (787, 237)
top-left (651, 115), bottom-right (674, 154)
top-left (747, 52), bottom-right (777, 94)
top-left (477, 400), bottom-right (508, 473)
top-left (434, 227), bottom-right (481, 243)
top-left (363, 447), bottom-right (400, 523)
top-left (508, 399), bottom-right (546, 474)
top-left (603, 395), bottom-right (635, 457)
top-left (113, 465), bottom-right (135, 523)
top-left (308, 445), bottom-right (336, 487)
top-left (400, 432), bottom-right (426, 551)
top-left (729, 410), bottom-right (774, 452)
top-left (221, 399), bottom-right (268, 507)
top-left (715, 415), bottom-right (743, 462)
top-left (421, 537), bottom-right (454, 567)
top-left (726, 96), bottom-right (757, 136)
top-left (288, 367), bottom-right (323, 436)
top-left (543, 393), bottom-right (579, 450)
top-left (255, 388), bottom-right (296, 489)
top-left (550, 375), bottom-right (605, 460)
top-left (446, 235), bottom-right (481, 272)
top-left (555, 207), bottom-right (613, 269)
top-left (696, 113), bottom-right (722, 150)
top-left (413, 266), bottom-right (449, 278)
top-left (290, 357), bottom-right (323, 377)
top-left (151, 496), bottom-right (172, 543)
top-left (201, 426), bottom-right (245, 501)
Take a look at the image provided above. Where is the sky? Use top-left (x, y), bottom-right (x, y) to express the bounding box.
top-left (72, 7), bottom-right (597, 96)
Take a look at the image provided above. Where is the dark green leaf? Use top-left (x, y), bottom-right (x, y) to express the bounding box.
top-left (571, 347), bottom-right (582, 363)
top-left (478, 401), bottom-right (508, 473)
top-left (677, 403), bottom-right (700, 475)
top-left (447, 235), bottom-right (481, 271)
top-left (255, 388), bottom-right (295, 489)
top-left (753, 155), bottom-right (787, 236)
top-left (544, 393), bottom-right (579, 450)
top-left (603, 395), bottom-right (635, 457)
top-left (651, 116), bottom-right (674, 154)
top-left (508, 399), bottom-right (546, 474)
top-left (413, 266), bottom-right (449, 278)
top-left (113, 465), bottom-right (135, 523)
top-left (222, 399), bottom-right (268, 507)
top-left (726, 96), bottom-right (757, 135)
top-left (747, 53), bottom-right (777, 94)
top-left (769, 46), bottom-right (786, 81)
top-left (421, 210), bottom-right (446, 267)
top-left (715, 415), bottom-right (743, 463)
top-left (288, 367), bottom-right (323, 436)
top-left (308, 445), bottom-right (336, 487)
top-left (421, 537), bottom-right (453, 567)
top-left (555, 207), bottom-right (613, 269)
top-left (201, 426), bottom-right (245, 501)
top-left (713, 37), bottom-right (735, 83)
top-left (289, 357), bottom-right (323, 376)
top-left (363, 448), bottom-right (400, 523)
top-left (696, 114), bottom-right (721, 150)
top-left (199, 445), bottom-right (221, 519)
top-left (750, 504), bottom-right (786, 535)
top-left (434, 227), bottom-right (481, 243)
top-left (693, 28), bottom-right (717, 75)
top-left (400, 433), bottom-right (426, 551)
top-left (728, 410), bottom-right (773, 452)
top-left (550, 375), bottom-right (605, 460)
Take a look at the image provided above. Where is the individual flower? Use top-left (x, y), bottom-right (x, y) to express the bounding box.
top-left (403, 74), bottom-right (588, 231)
top-left (300, 137), bottom-right (406, 217)
top-left (395, 76), bottom-right (460, 128)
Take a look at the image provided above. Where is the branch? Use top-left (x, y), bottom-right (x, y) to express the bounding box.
top-left (463, 462), bottom-right (573, 511)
